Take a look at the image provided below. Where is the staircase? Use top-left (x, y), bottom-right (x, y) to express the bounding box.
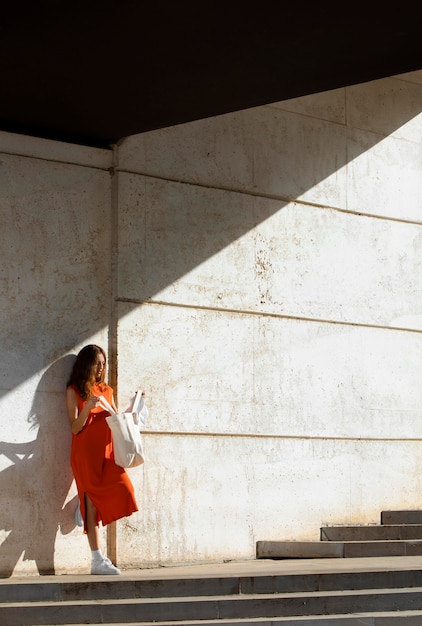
top-left (2, 511), bottom-right (422, 625)
top-left (256, 509), bottom-right (422, 560)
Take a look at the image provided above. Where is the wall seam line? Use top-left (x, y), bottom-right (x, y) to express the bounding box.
top-left (116, 298), bottom-right (422, 335)
top-left (0, 149), bottom-right (112, 171)
top-left (114, 168), bottom-right (422, 227)
top-left (142, 431), bottom-right (422, 443)
top-left (107, 147), bottom-right (119, 565)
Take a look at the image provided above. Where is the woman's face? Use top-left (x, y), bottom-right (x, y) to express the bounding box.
top-left (93, 353), bottom-right (106, 381)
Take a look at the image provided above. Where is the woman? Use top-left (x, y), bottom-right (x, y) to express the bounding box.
top-left (66, 344), bottom-right (138, 575)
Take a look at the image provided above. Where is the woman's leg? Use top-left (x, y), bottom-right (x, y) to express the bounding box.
top-left (85, 494), bottom-right (120, 575)
top-left (85, 494), bottom-right (100, 551)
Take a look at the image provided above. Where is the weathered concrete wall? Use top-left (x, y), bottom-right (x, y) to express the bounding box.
top-left (0, 134), bottom-right (112, 575)
top-left (114, 70), bottom-right (422, 567)
top-left (0, 69), bottom-right (421, 575)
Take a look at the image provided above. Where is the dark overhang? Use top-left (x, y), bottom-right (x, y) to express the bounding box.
top-left (1, 2), bottom-right (421, 148)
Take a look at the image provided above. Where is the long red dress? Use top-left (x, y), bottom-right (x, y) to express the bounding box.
top-left (69, 382), bottom-right (138, 531)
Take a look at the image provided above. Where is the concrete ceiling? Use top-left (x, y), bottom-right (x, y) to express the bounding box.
top-left (1, 2), bottom-right (421, 149)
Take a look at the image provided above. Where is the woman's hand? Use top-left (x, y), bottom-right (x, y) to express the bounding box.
top-left (66, 390), bottom-right (104, 435)
top-left (86, 395), bottom-right (100, 410)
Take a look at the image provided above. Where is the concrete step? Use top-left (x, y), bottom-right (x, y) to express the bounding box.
top-left (4, 587), bottom-right (422, 625)
top-left (3, 562), bottom-right (422, 603)
top-left (40, 614), bottom-right (422, 625)
top-left (3, 560), bottom-right (422, 625)
top-left (320, 524), bottom-right (422, 542)
top-left (257, 511), bottom-right (422, 560)
top-left (45, 614), bottom-right (422, 625)
top-left (256, 539), bottom-right (422, 559)
top-left (0, 575), bottom-right (239, 603)
top-left (381, 510), bottom-right (422, 525)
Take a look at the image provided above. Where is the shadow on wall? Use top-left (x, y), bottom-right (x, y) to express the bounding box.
top-left (0, 355), bottom-right (78, 577)
top-left (1, 80), bottom-right (420, 401)
top-left (0, 78), bottom-right (419, 576)
top-left (116, 86), bottom-right (422, 307)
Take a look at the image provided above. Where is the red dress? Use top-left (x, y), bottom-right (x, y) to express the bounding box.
top-left (69, 383), bottom-right (138, 531)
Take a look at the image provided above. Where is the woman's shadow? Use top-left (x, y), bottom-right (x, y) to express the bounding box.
top-left (0, 355), bottom-right (79, 576)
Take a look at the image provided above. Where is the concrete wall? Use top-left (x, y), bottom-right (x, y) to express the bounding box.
top-left (0, 69), bottom-right (421, 575)
top-left (0, 136), bottom-right (113, 575)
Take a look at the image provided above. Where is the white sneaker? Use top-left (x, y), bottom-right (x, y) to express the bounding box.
top-left (91, 557), bottom-right (121, 575)
top-left (74, 501), bottom-right (84, 527)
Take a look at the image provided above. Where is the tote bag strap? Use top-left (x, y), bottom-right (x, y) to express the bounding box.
top-left (98, 395), bottom-right (116, 416)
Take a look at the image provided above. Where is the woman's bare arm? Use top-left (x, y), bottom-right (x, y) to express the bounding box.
top-left (66, 387), bottom-right (99, 435)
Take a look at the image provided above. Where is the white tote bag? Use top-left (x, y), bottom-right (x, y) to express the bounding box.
top-left (99, 392), bottom-right (145, 468)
